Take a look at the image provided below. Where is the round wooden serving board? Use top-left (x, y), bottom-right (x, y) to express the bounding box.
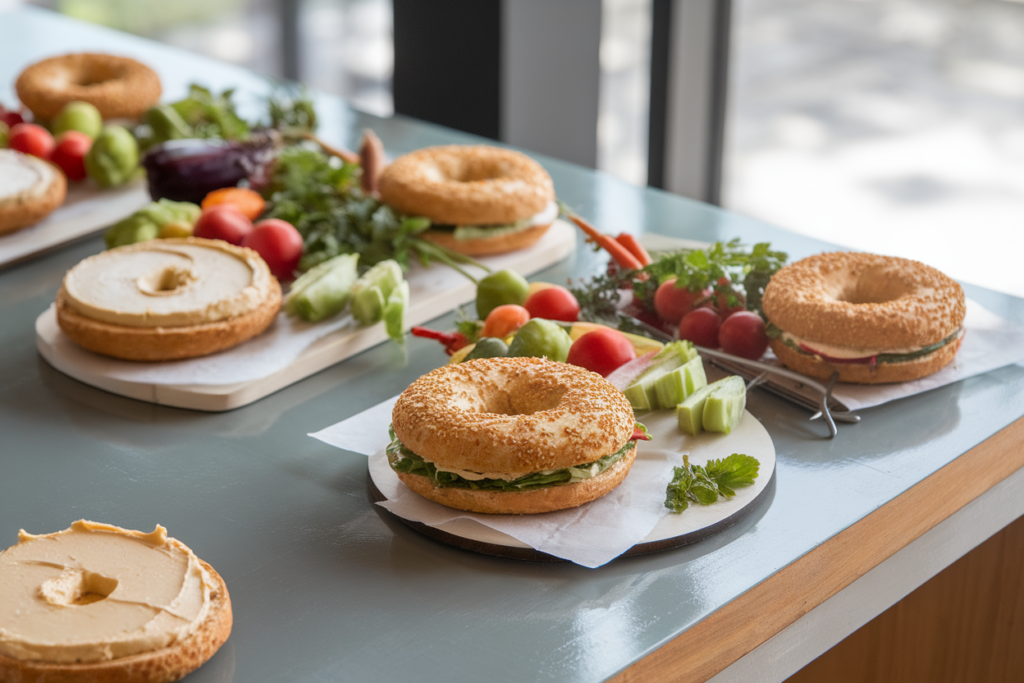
top-left (367, 408), bottom-right (777, 562)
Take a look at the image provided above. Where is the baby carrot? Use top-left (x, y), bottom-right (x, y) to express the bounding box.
top-left (615, 233), bottom-right (652, 267)
top-left (567, 214), bottom-right (644, 271)
top-left (201, 187), bottom-right (266, 221)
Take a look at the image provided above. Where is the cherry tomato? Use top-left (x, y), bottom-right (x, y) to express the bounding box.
top-left (192, 206), bottom-right (254, 246)
top-left (566, 329), bottom-right (637, 377)
top-left (8, 123), bottom-right (54, 159)
top-left (523, 285), bottom-right (580, 322)
top-left (481, 304), bottom-right (531, 339)
top-left (710, 277), bottom-right (746, 320)
top-left (243, 218), bottom-right (303, 281)
top-left (653, 278), bottom-right (711, 324)
top-left (0, 105), bottom-right (25, 128)
top-left (719, 311), bottom-right (769, 360)
top-left (49, 131), bottom-right (92, 181)
top-left (678, 307), bottom-right (722, 348)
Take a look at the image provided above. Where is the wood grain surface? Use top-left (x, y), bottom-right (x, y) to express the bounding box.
top-left (611, 416), bottom-right (1024, 683)
top-left (785, 511), bottom-right (1024, 683)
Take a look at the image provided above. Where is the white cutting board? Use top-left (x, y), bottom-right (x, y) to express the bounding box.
top-left (0, 180), bottom-right (151, 269)
top-left (35, 220), bottom-right (577, 411)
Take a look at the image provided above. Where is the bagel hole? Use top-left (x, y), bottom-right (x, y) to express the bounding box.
top-left (137, 264), bottom-right (197, 297)
top-left (39, 569), bottom-right (119, 607)
top-left (445, 159), bottom-right (511, 183)
top-left (482, 379), bottom-right (567, 416)
top-left (838, 266), bottom-right (916, 304)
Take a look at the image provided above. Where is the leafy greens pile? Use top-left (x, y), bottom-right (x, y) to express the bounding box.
top-left (664, 453), bottom-right (760, 514)
top-left (261, 146), bottom-right (487, 277)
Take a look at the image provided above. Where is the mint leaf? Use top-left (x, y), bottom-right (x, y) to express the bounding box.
top-left (664, 453), bottom-right (761, 513)
top-left (705, 454), bottom-right (760, 498)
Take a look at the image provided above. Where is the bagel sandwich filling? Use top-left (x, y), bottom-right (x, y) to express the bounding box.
top-left (766, 323), bottom-right (965, 367)
top-left (386, 424), bottom-right (646, 492)
top-left (431, 200), bottom-right (559, 242)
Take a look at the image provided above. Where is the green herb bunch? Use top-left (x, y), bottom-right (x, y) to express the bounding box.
top-left (262, 146), bottom-right (487, 279)
top-left (569, 239), bottom-right (787, 330)
top-left (664, 453), bottom-right (760, 513)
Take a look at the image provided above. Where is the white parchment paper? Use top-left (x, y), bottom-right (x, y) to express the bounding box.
top-left (310, 405), bottom-right (774, 568)
top-left (830, 299), bottom-right (1024, 410)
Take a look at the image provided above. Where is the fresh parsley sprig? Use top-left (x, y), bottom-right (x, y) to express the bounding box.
top-left (664, 453), bottom-right (760, 513)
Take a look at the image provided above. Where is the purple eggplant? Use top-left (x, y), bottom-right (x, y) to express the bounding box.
top-left (142, 131), bottom-right (279, 204)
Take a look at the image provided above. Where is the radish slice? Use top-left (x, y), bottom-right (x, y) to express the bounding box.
top-left (607, 349), bottom-right (660, 391)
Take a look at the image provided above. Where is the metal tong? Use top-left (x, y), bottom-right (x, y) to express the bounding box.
top-left (619, 314), bottom-right (860, 438)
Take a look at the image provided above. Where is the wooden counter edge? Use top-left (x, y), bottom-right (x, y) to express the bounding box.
top-left (611, 416), bottom-right (1024, 683)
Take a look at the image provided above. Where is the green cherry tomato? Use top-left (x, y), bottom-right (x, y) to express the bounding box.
top-left (464, 337), bottom-right (509, 361)
top-left (475, 268), bottom-right (529, 319)
top-left (507, 319), bottom-right (572, 363)
top-left (53, 101), bottom-right (103, 139)
top-left (85, 125), bottom-right (139, 187)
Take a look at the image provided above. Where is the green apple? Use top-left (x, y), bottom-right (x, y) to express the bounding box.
top-left (53, 101), bottom-right (103, 139)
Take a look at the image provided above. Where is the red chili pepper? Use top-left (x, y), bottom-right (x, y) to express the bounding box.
top-left (631, 427), bottom-right (652, 441)
top-left (411, 326), bottom-right (469, 355)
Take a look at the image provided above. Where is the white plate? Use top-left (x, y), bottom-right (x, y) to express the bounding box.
top-left (368, 406), bottom-right (776, 559)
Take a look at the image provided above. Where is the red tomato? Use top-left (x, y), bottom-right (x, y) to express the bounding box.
top-left (523, 285), bottom-right (580, 323)
top-left (719, 311), bottom-right (769, 360)
top-left (8, 123), bottom-right (54, 159)
top-left (710, 277), bottom-right (746, 320)
top-left (653, 278), bottom-right (711, 324)
top-left (481, 304), bottom-right (531, 339)
top-left (243, 219), bottom-right (303, 281)
top-left (192, 206), bottom-right (254, 246)
top-left (678, 308), bottom-right (722, 348)
top-left (49, 131), bottom-right (92, 181)
top-left (566, 329), bottom-right (637, 377)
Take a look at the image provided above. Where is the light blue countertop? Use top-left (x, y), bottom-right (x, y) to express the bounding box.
top-left (2, 8), bottom-right (1023, 682)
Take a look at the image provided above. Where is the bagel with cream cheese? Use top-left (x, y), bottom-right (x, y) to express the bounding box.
top-left (56, 238), bottom-right (281, 361)
top-left (761, 252), bottom-right (966, 384)
top-left (389, 357), bottom-right (639, 514)
top-left (0, 521), bottom-right (231, 683)
top-left (0, 149), bottom-right (67, 236)
top-left (16, 53), bottom-right (161, 121)
top-left (378, 145), bottom-right (557, 256)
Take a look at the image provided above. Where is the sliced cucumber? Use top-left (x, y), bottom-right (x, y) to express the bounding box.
top-left (654, 356), bottom-right (708, 408)
top-left (383, 280), bottom-right (410, 340)
top-left (702, 375), bottom-right (747, 434)
top-left (284, 253), bottom-right (359, 322)
top-left (351, 260), bottom-right (403, 325)
top-left (677, 384), bottom-right (715, 436)
top-left (623, 340), bottom-right (698, 410)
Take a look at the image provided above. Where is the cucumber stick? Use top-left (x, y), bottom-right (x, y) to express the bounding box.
top-left (383, 280), bottom-right (409, 340)
top-left (676, 375), bottom-right (746, 436)
top-left (654, 356), bottom-right (708, 408)
top-left (351, 260), bottom-right (403, 325)
top-left (623, 341), bottom-right (699, 410)
top-left (284, 253), bottom-right (359, 322)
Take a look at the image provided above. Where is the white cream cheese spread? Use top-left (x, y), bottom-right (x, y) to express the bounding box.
top-left (0, 521), bottom-right (213, 664)
top-left (61, 238), bottom-right (272, 328)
